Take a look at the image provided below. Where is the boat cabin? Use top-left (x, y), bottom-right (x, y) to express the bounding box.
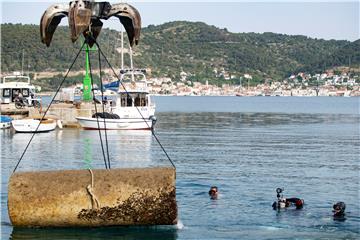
top-left (0, 73), bottom-right (36, 104)
top-left (117, 69), bottom-right (151, 108)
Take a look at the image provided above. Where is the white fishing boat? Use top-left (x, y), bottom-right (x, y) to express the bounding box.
top-left (76, 69), bottom-right (156, 130)
top-left (0, 72), bottom-right (37, 105)
top-left (12, 118), bottom-right (57, 133)
top-left (0, 115), bottom-right (12, 129)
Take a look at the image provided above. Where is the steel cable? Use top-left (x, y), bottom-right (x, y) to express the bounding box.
top-left (87, 44), bottom-right (109, 169)
top-left (13, 42), bottom-right (86, 173)
top-left (98, 50), bottom-right (111, 169)
top-left (92, 39), bottom-right (176, 169)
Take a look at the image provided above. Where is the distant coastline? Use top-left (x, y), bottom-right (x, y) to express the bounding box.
top-left (38, 91), bottom-right (359, 98)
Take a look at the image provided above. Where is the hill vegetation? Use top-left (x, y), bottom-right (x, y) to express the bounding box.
top-left (1, 22), bottom-right (359, 88)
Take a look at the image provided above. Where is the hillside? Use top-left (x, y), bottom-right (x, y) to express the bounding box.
top-left (1, 22), bottom-right (359, 86)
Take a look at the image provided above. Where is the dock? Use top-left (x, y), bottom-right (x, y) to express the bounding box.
top-left (0, 103), bottom-right (29, 119)
top-left (1, 102), bottom-right (105, 128)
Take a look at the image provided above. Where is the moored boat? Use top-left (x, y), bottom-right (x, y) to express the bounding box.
top-left (12, 118), bottom-right (57, 133)
top-left (76, 116), bottom-right (155, 130)
top-left (0, 72), bottom-right (38, 105)
top-left (76, 69), bottom-right (156, 130)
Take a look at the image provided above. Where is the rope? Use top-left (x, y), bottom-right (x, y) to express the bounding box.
top-left (86, 169), bottom-right (100, 209)
top-left (12, 42), bottom-right (86, 173)
top-left (86, 43), bottom-right (109, 170)
top-left (92, 39), bottom-right (176, 169)
top-left (98, 50), bottom-right (111, 169)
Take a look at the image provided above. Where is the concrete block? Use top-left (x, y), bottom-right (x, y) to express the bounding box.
top-left (8, 167), bottom-right (177, 227)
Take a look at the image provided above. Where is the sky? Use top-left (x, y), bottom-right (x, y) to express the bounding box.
top-left (0, 0), bottom-right (359, 41)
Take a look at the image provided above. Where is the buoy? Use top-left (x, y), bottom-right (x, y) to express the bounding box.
top-left (8, 167), bottom-right (177, 227)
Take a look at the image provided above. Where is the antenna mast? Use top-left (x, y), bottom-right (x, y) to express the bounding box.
top-left (121, 28), bottom-right (124, 70)
top-left (21, 49), bottom-right (25, 75)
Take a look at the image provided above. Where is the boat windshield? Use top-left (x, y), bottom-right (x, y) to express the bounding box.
top-left (120, 93), bottom-right (148, 107)
top-left (119, 71), bottom-right (148, 93)
top-left (121, 72), bottom-right (146, 83)
top-left (2, 75), bottom-right (30, 84)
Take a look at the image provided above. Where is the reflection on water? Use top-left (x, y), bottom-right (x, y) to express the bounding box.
top-left (11, 226), bottom-right (177, 240)
top-left (83, 138), bottom-right (93, 169)
top-left (158, 112), bottom-right (359, 130)
top-left (4, 129), bottom-right (157, 173)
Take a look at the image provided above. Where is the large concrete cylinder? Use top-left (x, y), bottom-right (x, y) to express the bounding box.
top-left (8, 167), bottom-right (177, 227)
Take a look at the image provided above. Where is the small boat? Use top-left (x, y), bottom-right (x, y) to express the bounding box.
top-left (12, 118), bottom-right (57, 133)
top-left (76, 69), bottom-right (156, 130)
top-left (0, 115), bottom-right (12, 129)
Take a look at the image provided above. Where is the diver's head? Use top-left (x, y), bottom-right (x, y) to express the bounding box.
top-left (208, 186), bottom-right (218, 199)
top-left (333, 202), bottom-right (346, 216)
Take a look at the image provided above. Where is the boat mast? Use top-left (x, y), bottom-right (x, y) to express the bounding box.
top-left (21, 49), bottom-right (25, 75)
top-left (129, 46), bottom-right (135, 82)
top-left (120, 0), bottom-right (134, 82)
top-left (120, 0), bottom-right (124, 70)
top-left (121, 27), bottom-right (124, 70)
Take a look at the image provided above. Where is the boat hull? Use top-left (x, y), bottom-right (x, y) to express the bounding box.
top-left (12, 119), bottom-right (57, 133)
top-left (0, 121), bottom-right (11, 129)
top-left (76, 117), bottom-right (154, 130)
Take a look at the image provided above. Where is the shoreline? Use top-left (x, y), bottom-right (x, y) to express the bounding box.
top-left (36, 92), bottom-right (359, 97)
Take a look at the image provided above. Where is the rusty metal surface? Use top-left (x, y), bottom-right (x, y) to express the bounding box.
top-left (106, 3), bottom-right (142, 46)
top-left (40, 3), bottom-right (68, 47)
top-left (40, 1), bottom-right (142, 47)
top-left (68, 0), bottom-right (91, 43)
top-left (8, 167), bottom-right (177, 227)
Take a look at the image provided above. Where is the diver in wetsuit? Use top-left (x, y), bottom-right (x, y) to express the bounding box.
top-left (333, 202), bottom-right (346, 218)
top-left (285, 198), bottom-right (304, 209)
top-left (272, 188), bottom-right (304, 210)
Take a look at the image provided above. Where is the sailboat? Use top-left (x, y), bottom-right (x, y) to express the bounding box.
top-left (76, 29), bottom-right (156, 130)
top-left (11, 117), bottom-right (57, 133)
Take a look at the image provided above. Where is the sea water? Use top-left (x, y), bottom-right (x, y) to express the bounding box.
top-left (1, 96), bottom-right (359, 239)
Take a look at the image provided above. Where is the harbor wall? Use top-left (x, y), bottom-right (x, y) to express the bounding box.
top-left (0, 102), bottom-right (107, 128)
top-left (36, 102), bottom-right (96, 128)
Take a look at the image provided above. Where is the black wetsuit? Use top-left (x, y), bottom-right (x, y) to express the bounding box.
top-left (286, 198), bottom-right (303, 209)
top-left (286, 198), bottom-right (301, 203)
top-left (333, 202), bottom-right (346, 217)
